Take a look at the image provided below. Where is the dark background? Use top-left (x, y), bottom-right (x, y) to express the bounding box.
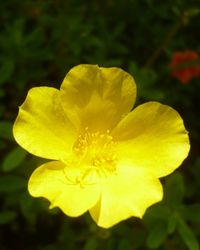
top-left (0, 1), bottom-right (200, 249)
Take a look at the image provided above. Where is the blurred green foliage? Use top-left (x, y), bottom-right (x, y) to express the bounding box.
top-left (0, 0), bottom-right (200, 249)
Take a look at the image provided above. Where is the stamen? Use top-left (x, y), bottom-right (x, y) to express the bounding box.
top-left (65, 128), bottom-right (117, 187)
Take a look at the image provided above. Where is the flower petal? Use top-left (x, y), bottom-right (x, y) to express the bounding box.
top-left (90, 165), bottom-right (162, 228)
top-left (60, 64), bottom-right (136, 132)
top-left (28, 161), bottom-right (100, 217)
top-left (13, 87), bottom-right (76, 160)
top-left (112, 102), bottom-right (190, 177)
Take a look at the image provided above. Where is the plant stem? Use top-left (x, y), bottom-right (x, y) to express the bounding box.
top-left (144, 12), bottom-right (187, 68)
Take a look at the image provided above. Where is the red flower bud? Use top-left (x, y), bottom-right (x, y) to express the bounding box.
top-left (170, 50), bottom-right (200, 84)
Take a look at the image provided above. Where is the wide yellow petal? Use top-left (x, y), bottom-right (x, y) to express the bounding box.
top-left (60, 64), bottom-right (136, 132)
top-left (28, 161), bottom-right (100, 217)
top-left (13, 87), bottom-right (76, 160)
top-left (112, 102), bottom-right (190, 178)
top-left (90, 165), bottom-right (162, 228)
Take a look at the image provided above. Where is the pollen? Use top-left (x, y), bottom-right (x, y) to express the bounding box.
top-left (69, 128), bottom-right (117, 186)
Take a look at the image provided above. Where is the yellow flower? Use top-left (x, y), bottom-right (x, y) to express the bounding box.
top-left (13, 64), bottom-right (190, 228)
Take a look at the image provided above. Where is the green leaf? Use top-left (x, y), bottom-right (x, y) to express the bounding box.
top-left (118, 239), bottom-right (132, 250)
top-left (144, 204), bottom-right (170, 222)
top-left (146, 221), bottom-right (168, 249)
top-left (84, 238), bottom-right (98, 250)
top-left (0, 211), bottom-right (17, 224)
top-left (128, 61), bottom-right (164, 101)
top-left (2, 147), bottom-right (27, 171)
top-left (187, 8), bottom-right (200, 17)
top-left (0, 88), bottom-right (5, 98)
top-left (129, 62), bottom-right (158, 87)
top-left (0, 60), bottom-right (15, 86)
top-left (19, 191), bottom-right (45, 225)
top-left (0, 121), bottom-right (13, 140)
top-left (177, 217), bottom-right (199, 250)
top-left (183, 204), bottom-right (200, 223)
top-left (167, 213), bottom-right (177, 234)
top-left (38, 245), bottom-right (58, 250)
top-left (164, 172), bottom-right (185, 206)
top-left (0, 140), bottom-right (6, 150)
top-left (0, 175), bottom-right (26, 193)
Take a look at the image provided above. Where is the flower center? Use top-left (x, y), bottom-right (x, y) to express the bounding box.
top-left (63, 128), bottom-right (117, 187)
